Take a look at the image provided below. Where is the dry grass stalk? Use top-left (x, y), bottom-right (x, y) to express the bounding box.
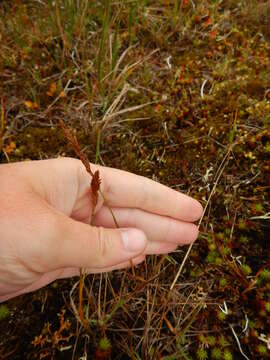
top-left (170, 145), bottom-right (233, 291)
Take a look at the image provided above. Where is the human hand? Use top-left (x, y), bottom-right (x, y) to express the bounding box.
top-left (0, 157), bottom-right (202, 302)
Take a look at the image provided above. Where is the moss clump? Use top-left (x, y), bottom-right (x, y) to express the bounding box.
top-left (259, 269), bottom-right (270, 284)
top-left (217, 311), bottom-right (227, 321)
top-left (0, 305), bottom-right (10, 320)
top-left (197, 347), bottom-right (208, 360)
top-left (211, 347), bottom-right (222, 359)
top-left (241, 264), bottom-right (252, 276)
top-left (265, 302), bottom-right (270, 312)
top-left (99, 337), bottom-right (111, 351)
top-left (224, 350), bottom-right (233, 360)
top-left (218, 336), bottom-right (229, 348)
top-left (198, 334), bottom-right (206, 343)
top-left (208, 336), bottom-right (216, 347)
top-left (257, 344), bottom-right (267, 355)
top-left (219, 278), bottom-right (227, 287)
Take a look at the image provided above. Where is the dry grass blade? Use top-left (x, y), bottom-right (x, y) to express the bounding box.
top-left (111, 45), bottom-right (137, 83)
top-left (101, 101), bottom-right (156, 130)
top-left (170, 145), bottom-right (233, 291)
top-left (100, 83), bottom-right (131, 130)
top-left (113, 49), bottom-right (159, 86)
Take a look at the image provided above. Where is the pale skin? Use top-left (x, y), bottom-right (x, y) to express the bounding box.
top-left (0, 157), bottom-right (203, 302)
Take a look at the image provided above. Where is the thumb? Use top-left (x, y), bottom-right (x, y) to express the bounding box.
top-left (49, 213), bottom-right (147, 270)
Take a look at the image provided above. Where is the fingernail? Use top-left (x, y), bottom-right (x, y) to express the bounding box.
top-left (121, 229), bottom-right (146, 253)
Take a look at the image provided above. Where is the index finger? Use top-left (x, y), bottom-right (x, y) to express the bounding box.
top-left (94, 165), bottom-right (203, 222)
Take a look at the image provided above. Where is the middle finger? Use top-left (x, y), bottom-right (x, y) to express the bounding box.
top-left (93, 207), bottom-right (199, 246)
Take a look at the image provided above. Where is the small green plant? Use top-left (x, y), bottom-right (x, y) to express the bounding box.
top-left (215, 257), bottom-right (223, 266)
top-left (259, 269), bottom-right (270, 284)
top-left (95, 336), bottom-right (112, 360)
top-left (211, 347), bottom-right (222, 359)
top-left (208, 336), bottom-right (216, 347)
top-left (197, 347), bottom-right (208, 360)
top-left (255, 203), bottom-right (263, 212)
top-left (238, 220), bottom-right (247, 230)
top-left (264, 143), bottom-right (270, 153)
top-left (241, 264), bottom-right (252, 276)
top-left (217, 311), bottom-right (227, 321)
top-left (265, 302), bottom-right (270, 312)
top-left (219, 278), bottom-right (227, 287)
top-left (99, 337), bottom-right (111, 352)
top-left (240, 236), bottom-right (249, 244)
top-left (0, 304), bottom-right (10, 320)
top-left (218, 335), bottom-right (229, 348)
top-left (220, 245), bottom-right (230, 256)
top-left (257, 344), bottom-right (267, 355)
top-left (206, 251), bottom-right (216, 263)
top-left (224, 350), bottom-right (233, 360)
top-left (199, 334), bottom-right (206, 343)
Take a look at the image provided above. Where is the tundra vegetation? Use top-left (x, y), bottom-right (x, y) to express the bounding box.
top-left (0, 0), bottom-right (270, 359)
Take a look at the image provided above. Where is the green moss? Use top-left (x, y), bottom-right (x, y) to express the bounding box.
top-left (0, 305), bottom-right (10, 320)
top-left (221, 246), bottom-right (230, 256)
top-left (241, 264), bottom-right (252, 276)
top-left (206, 251), bottom-right (216, 263)
top-left (197, 348), bottom-right (208, 360)
top-left (264, 143), bottom-right (270, 153)
top-left (260, 269), bottom-right (270, 281)
top-left (177, 335), bottom-right (186, 347)
top-left (208, 336), bottom-right (216, 347)
top-left (211, 347), bottom-right (222, 359)
top-left (240, 236), bottom-right (249, 244)
top-left (255, 203), bottom-right (263, 212)
top-left (257, 344), bottom-right (267, 355)
top-left (224, 228), bottom-right (231, 236)
top-left (216, 233), bottom-right (224, 240)
top-left (199, 334), bottom-right (206, 343)
top-left (219, 278), bottom-right (227, 287)
top-left (224, 350), bottom-right (233, 360)
top-left (238, 221), bottom-right (247, 230)
top-left (218, 336), bottom-right (229, 348)
top-left (217, 311), bottom-right (227, 321)
top-left (215, 257), bottom-right (223, 266)
top-left (208, 241), bottom-right (216, 251)
top-left (99, 337), bottom-right (111, 351)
